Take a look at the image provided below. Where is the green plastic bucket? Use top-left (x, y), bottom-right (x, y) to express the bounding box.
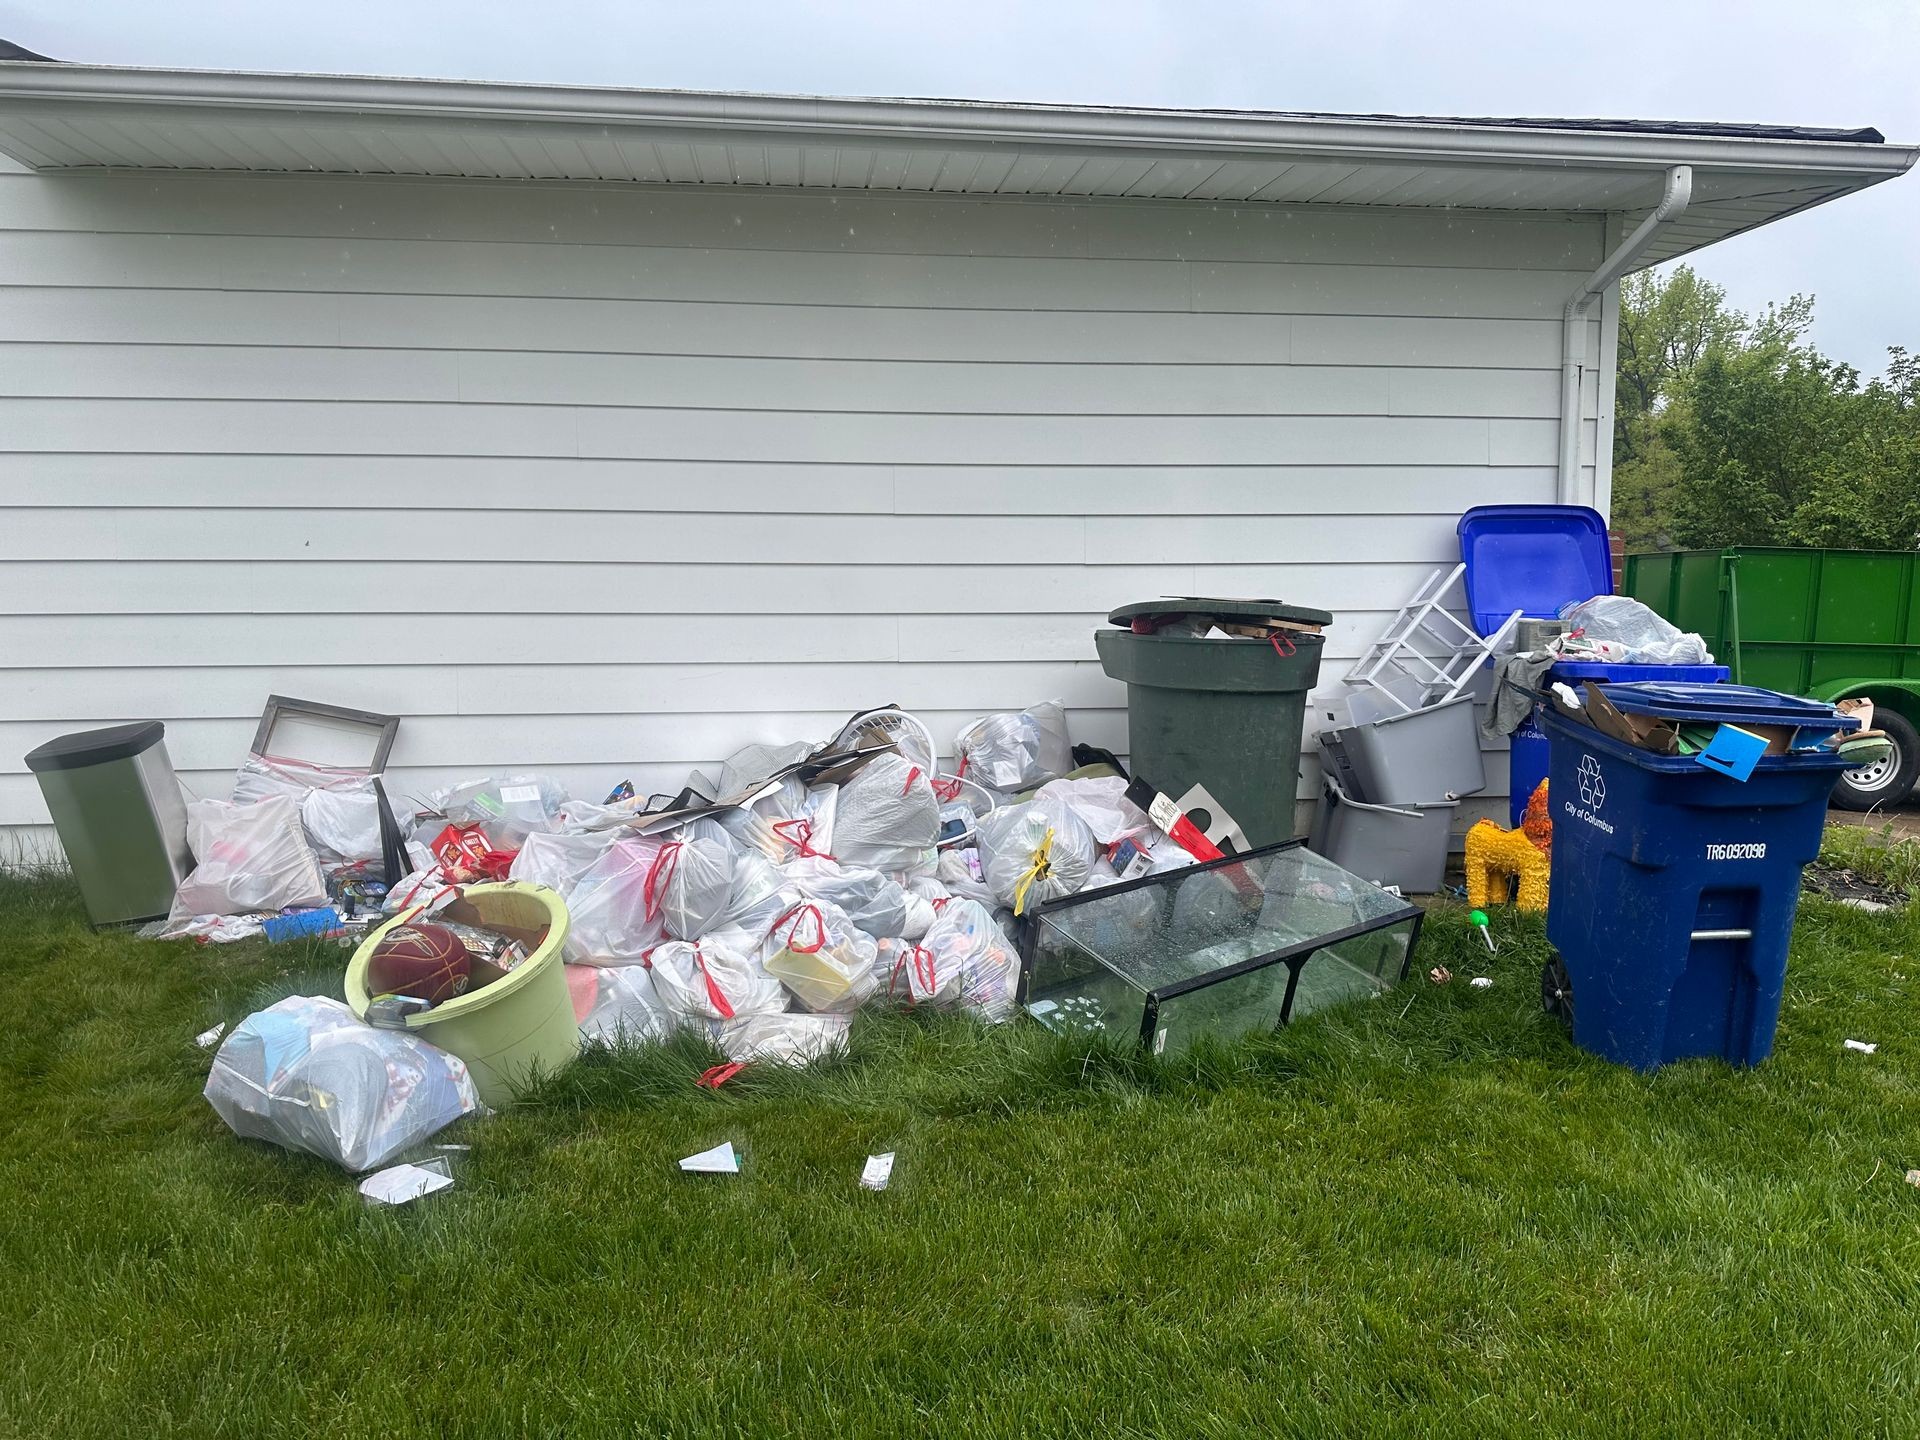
top-left (1097, 600), bottom-right (1329, 848)
top-left (346, 881), bottom-right (580, 1108)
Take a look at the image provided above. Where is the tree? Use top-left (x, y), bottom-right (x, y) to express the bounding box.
top-left (1609, 268), bottom-right (1799, 549)
top-left (1662, 332), bottom-right (1856, 547)
top-left (1613, 266), bottom-right (1746, 466)
top-left (1785, 348), bottom-right (1920, 550)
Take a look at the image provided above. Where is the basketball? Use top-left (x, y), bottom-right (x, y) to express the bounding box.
top-left (366, 923), bottom-right (472, 1006)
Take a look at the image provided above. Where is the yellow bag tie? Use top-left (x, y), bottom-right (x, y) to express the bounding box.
top-left (1011, 827), bottom-right (1055, 917)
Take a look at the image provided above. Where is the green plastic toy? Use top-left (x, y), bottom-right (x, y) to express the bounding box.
top-left (1469, 908), bottom-right (1497, 954)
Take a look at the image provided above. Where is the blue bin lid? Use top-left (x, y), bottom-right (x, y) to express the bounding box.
top-left (1456, 504), bottom-right (1612, 637)
top-left (1539, 705), bottom-right (1858, 775)
top-left (1548, 661), bottom-right (1729, 683)
top-left (1597, 681), bottom-right (1849, 730)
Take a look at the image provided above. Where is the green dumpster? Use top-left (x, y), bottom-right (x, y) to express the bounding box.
top-left (1622, 546), bottom-right (1920, 809)
top-left (1096, 598), bottom-right (1331, 848)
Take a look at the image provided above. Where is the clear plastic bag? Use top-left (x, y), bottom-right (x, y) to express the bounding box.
top-left (203, 996), bottom-right (480, 1172)
top-left (871, 935), bottom-right (963, 1008)
top-left (719, 851), bottom-right (803, 946)
top-left (560, 836), bottom-right (672, 965)
top-left (573, 964), bottom-right (678, 1047)
top-left (932, 850), bottom-right (999, 909)
top-left (953, 701), bottom-right (1072, 790)
top-left (715, 777), bottom-right (838, 863)
top-left (975, 792), bottom-right (1096, 916)
top-left (171, 796), bottom-right (330, 920)
top-left (780, 855), bottom-right (933, 939)
top-left (1557, 595), bottom-right (1713, 666)
top-left (651, 835), bottom-right (735, 942)
top-left (760, 899), bottom-right (879, 1014)
top-left (433, 774), bottom-right (571, 850)
top-left (508, 829), bottom-right (618, 895)
top-left (833, 753), bottom-right (940, 875)
top-left (874, 900), bottom-right (1020, 1021)
top-left (646, 939), bottom-right (788, 1024)
top-left (927, 898), bottom-right (1022, 1022)
top-left (1035, 775), bottom-right (1150, 846)
top-left (712, 1011), bottom-right (850, 1066)
top-left (233, 753), bottom-right (386, 867)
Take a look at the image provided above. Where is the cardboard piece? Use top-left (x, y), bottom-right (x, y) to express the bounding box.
top-left (1576, 682), bottom-right (1681, 754)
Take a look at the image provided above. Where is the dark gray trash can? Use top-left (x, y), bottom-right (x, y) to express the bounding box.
top-left (24, 721), bottom-right (194, 927)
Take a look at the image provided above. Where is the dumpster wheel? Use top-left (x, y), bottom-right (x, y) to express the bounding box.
top-left (1541, 955), bottom-right (1574, 1025)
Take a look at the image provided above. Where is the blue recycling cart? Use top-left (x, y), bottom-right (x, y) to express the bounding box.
top-left (1508, 660), bottom-right (1730, 824)
top-left (1540, 683), bottom-right (1855, 1071)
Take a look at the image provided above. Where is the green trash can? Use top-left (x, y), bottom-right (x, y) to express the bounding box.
top-left (1096, 599), bottom-right (1332, 848)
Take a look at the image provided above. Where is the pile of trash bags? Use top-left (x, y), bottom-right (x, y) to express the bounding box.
top-left (461, 702), bottom-right (1200, 1054)
top-left (186, 700), bottom-right (1218, 1169)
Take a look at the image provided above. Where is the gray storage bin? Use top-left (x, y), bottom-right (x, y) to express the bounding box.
top-left (1316, 693), bottom-right (1486, 804)
top-left (1307, 777), bottom-right (1456, 895)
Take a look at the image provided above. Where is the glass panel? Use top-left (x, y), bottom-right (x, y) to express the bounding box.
top-left (1150, 955), bottom-right (1295, 1054)
top-left (1287, 919), bottom-right (1417, 1021)
top-left (1024, 925), bottom-right (1150, 1045)
top-left (1036, 844), bottom-right (1411, 994)
top-left (1021, 843), bottom-right (1419, 1051)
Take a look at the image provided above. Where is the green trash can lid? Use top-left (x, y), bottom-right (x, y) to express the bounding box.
top-left (1106, 596), bottom-right (1334, 628)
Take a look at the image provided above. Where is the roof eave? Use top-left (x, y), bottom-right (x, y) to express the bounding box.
top-left (0, 61), bottom-right (1913, 179)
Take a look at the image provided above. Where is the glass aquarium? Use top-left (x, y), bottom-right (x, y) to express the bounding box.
top-left (1018, 840), bottom-right (1423, 1053)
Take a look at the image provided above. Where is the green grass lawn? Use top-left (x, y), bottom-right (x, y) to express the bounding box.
top-left (4, 835), bottom-right (1920, 1439)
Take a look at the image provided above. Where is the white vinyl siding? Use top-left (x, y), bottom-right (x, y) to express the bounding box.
top-left (0, 170), bottom-right (1610, 851)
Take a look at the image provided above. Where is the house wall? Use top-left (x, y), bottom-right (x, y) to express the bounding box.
top-left (0, 167), bottom-right (1611, 854)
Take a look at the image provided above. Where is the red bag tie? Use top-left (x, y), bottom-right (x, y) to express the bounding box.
top-left (697, 1062), bottom-right (746, 1090)
top-left (643, 840), bottom-right (683, 922)
top-left (773, 902), bottom-right (827, 955)
top-left (901, 766), bottom-right (922, 795)
top-left (691, 944), bottom-right (735, 1019)
top-left (931, 776), bottom-right (962, 803)
top-left (889, 944), bottom-right (936, 1000)
top-left (771, 816), bottom-right (835, 860)
top-left (1269, 631), bottom-right (1296, 658)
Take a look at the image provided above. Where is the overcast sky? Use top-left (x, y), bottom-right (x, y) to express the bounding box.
top-left (4, 0), bottom-right (1914, 374)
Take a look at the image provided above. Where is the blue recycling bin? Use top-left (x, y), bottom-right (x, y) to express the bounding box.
top-left (1541, 683), bottom-right (1855, 1071)
top-left (1509, 660), bottom-right (1729, 824)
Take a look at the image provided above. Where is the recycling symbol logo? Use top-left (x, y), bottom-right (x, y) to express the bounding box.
top-left (1577, 754), bottom-right (1606, 808)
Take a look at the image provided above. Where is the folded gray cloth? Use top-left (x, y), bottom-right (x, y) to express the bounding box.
top-left (1482, 651), bottom-right (1555, 743)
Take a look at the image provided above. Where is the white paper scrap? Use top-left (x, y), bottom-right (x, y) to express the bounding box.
top-left (1844, 1039), bottom-right (1878, 1054)
top-left (359, 1162), bottom-right (455, 1207)
top-left (194, 1022), bottom-right (227, 1050)
top-left (1470, 977), bottom-right (1494, 989)
top-left (860, 1153), bottom-right (896, 1191)
top-left (679, 1141), bottom-right (741, 1175)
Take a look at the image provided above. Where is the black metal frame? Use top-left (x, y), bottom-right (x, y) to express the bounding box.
top-left (1015, 837), bottom-right (1424, 1048)
top-left (250, 694), bottom-right (400, 772)
top-left (1133, 908), bottom-right (1425, 1048)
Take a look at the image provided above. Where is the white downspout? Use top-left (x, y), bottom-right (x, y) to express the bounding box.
top-left (1557, 164), bottom-right (1692, 506)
